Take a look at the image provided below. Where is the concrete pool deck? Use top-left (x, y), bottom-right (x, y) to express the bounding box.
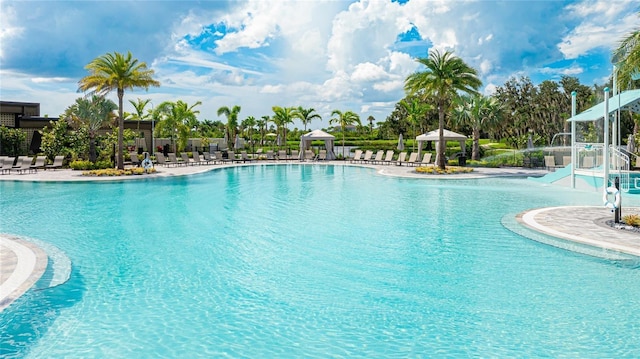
top-left (0, 161), bottom-right (637, 310)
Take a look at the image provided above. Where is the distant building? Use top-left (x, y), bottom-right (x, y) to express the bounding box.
top-left (0, 101), bottom-right (153, 155)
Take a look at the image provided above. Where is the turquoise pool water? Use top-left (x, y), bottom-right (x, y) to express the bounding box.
top-left (2, 164), bottom-right (640, 358)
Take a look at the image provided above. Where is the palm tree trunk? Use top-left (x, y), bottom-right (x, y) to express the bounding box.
top-left (437, 102), bottom-right (446, 169)
top-left (472, 127), bottom-right (480, 161)
top-left (117, 89), bottom-right (124, 170)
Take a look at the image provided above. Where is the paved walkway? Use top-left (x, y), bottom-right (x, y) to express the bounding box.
top-left (0, 161), bottom-right (637, 310)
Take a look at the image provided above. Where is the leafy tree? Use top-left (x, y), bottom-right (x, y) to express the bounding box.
top-left (272, 106), bottom-right (295, 147)
top-left (241, 116), bottom-right (257, 151)
top-left (293, 106), bottom-right (322, 132)
top-left (452, 95), bottom-right (503, 160)
top-left (399, 98), bottom-right (433, 152)
top-left (39, 120), bottom-right (88, 161)
top-left (78, 51), bottom-right (160, 169)
top-left (404, 49), bottom-right (481, 169)
top-left (0, 125), bottom-right (27, 156)
top-left (64, 95), bottom-right (117, 162)
top-left (329, 109), bottom-right (361, 157)
top-left (612, 10), bottom-right (640, 90)
top-left (154, 100), bottom-right (201, 152)
top-left (257, 116), bottom-right (269, 145)
top-left (217, 105), bottom-right (241, 149)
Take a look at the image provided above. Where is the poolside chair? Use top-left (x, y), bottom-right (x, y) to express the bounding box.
top-left (168, 153), bottom-right (185, 167)
top-left (226, 151), bottom-right (241, 163)
top-left (381, 150), bottom-right (394, 165)
top-left (304, 150), bottom-right (316, 161)
top-left (13, 157), bottom-right (37, 174)
top-left (370, 150), bottom-right (384, 164)
top-left (350, 149), bottom-right (363, 163)
top-left (406, 152), bottom-right (419, 166)
top-left (289, 150), bottom-right (299, 161)
top-left (395, 152), bottom-right (407, 166)
top-left (266, 150), bottom-right (276, 161)
top-left (544, 156), bottom-right (559, 171)
top-left (202, 152), bottom-right (216, 165)
top-left (360, 150), bottom-right (373, 164)
top-left (562, 156), bottom-right (571, 167)
top-left (192, 151), bottom-right (204, 165)
top-left (318, 150), bottom-right (327, 161)
top-left (1, 157), bottom-right (16, 174)
top-left (240, 151), bottom-right (255, 162)
top-left (420, 153), bottom-right (433, 166)
top-left (155, 153), bottom-right (170, 167)
top-left (31, 156), bottom-right (46, 170)
top-left (129, 152), bottom-right (141, 167)
top-left (45, 155), bottom-right (64, 170)
top-left (278, 150), bottom-right (288, 161)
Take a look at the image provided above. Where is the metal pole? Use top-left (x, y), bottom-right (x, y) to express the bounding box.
top-left (615, 176), bottom-right (621, 223)
top-left (150, 102), bottom-right (155, 156)
top-left (603, 87), bottom-right (610, 189)
top-left (571, 91), bottom-right (576, 189)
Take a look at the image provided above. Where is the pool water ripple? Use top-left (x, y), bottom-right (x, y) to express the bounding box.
top-left (2, 165), bottom-right (640, 357)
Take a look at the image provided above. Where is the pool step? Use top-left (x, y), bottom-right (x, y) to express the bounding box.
top-left (31, 239), bottom-right (71, 290)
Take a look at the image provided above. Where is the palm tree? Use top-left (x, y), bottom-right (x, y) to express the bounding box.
top-left (64, 95), bottom-right (117, 162)
top-left (452, 95), bottom-right (503, 161)
top-left (217, 105), bottom-right (241, 149)
top-left (154, 100), bottom-right (201, 152)
top-left (242, 116), bottom-right (257, 152)
top-left (257, 117), bottom-right (268, 146)
top-left (404, 49), bottom-right (481, 169)
top-left (612, 10), bottom-right (640, 90)
top-left (367, 115), bottom-right (375, 134)
top-left (78, 51), bottom-right (160, 169)
top-left (293, 106), bottom-right (322, 131)
top-left (272, 106), bottom-right (295, 149)
top-left (399, 98), bottom-right (432, 152)
top-left (329, 109), bottom-right (361, 158)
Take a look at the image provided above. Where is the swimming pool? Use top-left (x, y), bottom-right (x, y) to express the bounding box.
top-left (2, 164), bottom-right (640, 357)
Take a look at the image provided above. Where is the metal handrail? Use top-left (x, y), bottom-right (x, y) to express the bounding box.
top-left (610, 146), bottom-right (630, 192)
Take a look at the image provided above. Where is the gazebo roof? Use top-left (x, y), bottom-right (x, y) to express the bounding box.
top-left (568, 89), bottom-right (640, 122)
top-left (416, 129), bottom-right (467, 141)
top-left (301, 129), bottom-right (335, 140)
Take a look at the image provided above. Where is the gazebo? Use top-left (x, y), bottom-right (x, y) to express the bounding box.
top-left (415, 129), bottom-right (467, 159)
top-left (299, 129), bottom-right (336, 160)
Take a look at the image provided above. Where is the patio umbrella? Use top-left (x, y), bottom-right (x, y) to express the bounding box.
top-left (397, 133), bottom-right (404, 151)
top-left (277, 134), bottom-right (283, 147)
top-left (527, 133), bottom-right (534, 150)
top-left (224, 130), bottom-right (229, 149)
top-left (234, 134), bottom-right (242, 149)
top-left (628, 134), bottom-right (636, 154)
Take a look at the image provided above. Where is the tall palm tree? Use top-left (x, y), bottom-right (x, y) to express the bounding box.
top-left (257, 116), bottom-right (268, 145)
top-left (78, 51), bottom-right (160, 169)
top-left (329, 109), bottom-right (361, 158)
top-left (154, 100), bottom-right (201, 152)
top-left (242, 116), bottom-right (257, 152)
top-left (272, 106), bottom-right (295, 149)
top-left (64, 95), bottom-right (117, 162)
top-left (612, 10), bottom-right (640, 90)
top-left (293, 106), bottom-right (322, 131)
top-left (404, 49), bottom-right (481, 169)
top-left (217, 105), bottom-right (241, 149)
top-left (452, 95), bottom-right (503, 161)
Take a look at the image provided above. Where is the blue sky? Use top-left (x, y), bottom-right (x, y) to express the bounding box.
top-left (0, 0), bottom-right (638, 129)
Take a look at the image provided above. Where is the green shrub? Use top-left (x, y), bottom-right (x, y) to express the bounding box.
top-left (70, 160), bottom-right (113, 170)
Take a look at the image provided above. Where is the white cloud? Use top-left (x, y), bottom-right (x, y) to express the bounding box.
top-left (31, 77), bottom-right (74, 84)
top-left (351, 62), bottom-right (387, 82)
top-left (0, 2), bottom-right (24, 60)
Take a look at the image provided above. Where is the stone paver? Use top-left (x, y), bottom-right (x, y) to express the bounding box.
top-left (518, 206), bottom-right (640, 257)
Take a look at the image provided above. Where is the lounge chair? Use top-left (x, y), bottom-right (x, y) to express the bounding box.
top-left (395, 152), bottom-right (407, 166)
top-left (45, 155), bottom-right (64, 170)
top-left (240, 151), bottom-right (255, 162)
top-left (381, 150), bottom-right (394, 165)
top-left (562, 156), bottom-right (571, 167)
top-left (1, 157), bottom-right (16, 174)
top-left (266, 150), bottom-right (276, 161)
top-left (192, 152), bottom-right (204, 165)
top-left (369, 150), bottom-right (384, 164)
top-left (202, 152), bottom-right (216, 164)
top-left (289, 150), bottom-right (299, 161)
top-left (155, 153), bottom-right (170, 167)
top-left (420, 153), bottom-right (433, 166)
top-left (13, 157), bottom-right (37, 174)
top-left (226, 151), bottom-right (241, 163)
top-left (129, 152), bottom-right (141, 167)
top-left (406, 152), bottom-right (419, 166)
top-left (304, 150), bottom-right (316, 161)
top-left (214, 151), bottom-right (226, 164)
top-left (277, 150), bottom-right (288, 161)
top-left (318, 150), bottom-right (327, 161)
top-left (168, 153), bottom-right (185, 167)
top-left (544, 156), bottom-right (560, 171)
top-left (361, 150), bottom-right (373, 164)
top-left (31, 156), bottom-right (46, 170)
top-left (350, 149), bottom-right (363, 163)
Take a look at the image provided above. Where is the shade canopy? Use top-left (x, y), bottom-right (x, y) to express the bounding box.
top-left (568, 89), bottom-right (640, 122)
top-left (299, 129), bottom-right (336, 160)
top-left (416, 129), bottom-right (467, 158)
